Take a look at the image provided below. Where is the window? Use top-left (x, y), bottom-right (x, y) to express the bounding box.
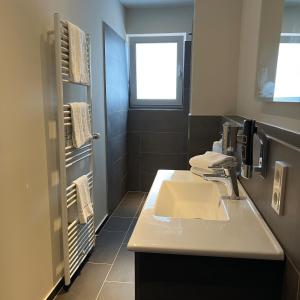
top-left (128, 35), bottom-right (185, 107)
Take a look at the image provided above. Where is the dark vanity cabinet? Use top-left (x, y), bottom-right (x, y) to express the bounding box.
top-left (135, 252), bottom-right (284, 300)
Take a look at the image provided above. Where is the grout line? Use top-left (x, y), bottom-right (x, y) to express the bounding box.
top-left (133, 198), bottom-right (145, 218)
top-left (95, 212), bottom-right (137, 300)
top-left (87, 262), bottom-right (112, 266)
top-left (101, 229), bottom-right (131, 233)
top-left (108, 216), bottom-right (133, 219)
top-left (105, 280), bottom-right (134, 285)
top-left (297, 276), bottom-right (300, 300)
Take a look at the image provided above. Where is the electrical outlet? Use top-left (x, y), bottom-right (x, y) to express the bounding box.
top-left (271, 161), bottom-right (288, 215)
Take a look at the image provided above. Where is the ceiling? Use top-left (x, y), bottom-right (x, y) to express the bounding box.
top-left (120, 0), bottom-right (194, 8)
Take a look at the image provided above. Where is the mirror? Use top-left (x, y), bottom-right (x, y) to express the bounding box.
top-left (257, 0), bottom-right (300, 103)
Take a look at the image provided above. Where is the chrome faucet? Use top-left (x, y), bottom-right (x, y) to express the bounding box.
top-left (203, 160), bottom-right (240, 200)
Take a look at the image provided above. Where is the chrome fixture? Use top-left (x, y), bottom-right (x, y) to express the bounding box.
top-left (241, 119), bottom-right (268, 179)
top-left (204, 159), bottom-right (240, 200)
top-left (222, 122), bottom-right (242, 156)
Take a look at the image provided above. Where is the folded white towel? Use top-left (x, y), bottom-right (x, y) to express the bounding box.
top-left (189, 151), bottom-right (235, 170)
top-left (190, 166), bottom-right (213, 177)
top-left (68, 21), bottom-right (90, 84)
top-left (70, 102), bottom-right (92, 148)
top-left (74, 175), bottom-right (93, 224)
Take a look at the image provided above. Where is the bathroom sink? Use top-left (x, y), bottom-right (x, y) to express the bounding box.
top-left (154, 180), bottom-right (229, 221)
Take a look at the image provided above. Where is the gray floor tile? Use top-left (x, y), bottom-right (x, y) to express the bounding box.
top-left (123, 218), bottom-right (138, 244)
top-left (89, 231), bottom-right (125, 264)
top-left (103, 216), bottom-right (132, 232)
top-left (55, 263), bottom-right (110, 300)
top-left (97, 282), bottom-right (134, 300)
top-left (107, 244), bottom-right (135, 283)
top-left (112, 192), bottom-right (145, 217)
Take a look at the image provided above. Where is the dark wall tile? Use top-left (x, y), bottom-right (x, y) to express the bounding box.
top-left (127, 155), bottom-right (140, 191)
top-left (128, 109), bottom-right (187, 133)
top-left (104, 23), bottom-right (128, 212)
top-left (282, 257), bottom-right (300, 300)
top-left (127, 110), bottom-right (189, 191)
top-left (112, 154), bottom-right (127, 179)
top-left (141, 132), bottom-right (187, 154)
top-left (188, 115), bottom-right (222, 158)
top-left (109, 133), bottom-right (127, 164)
top-left (108, 173), bottom-right (127, 213)
top-left (141, 153), bottom-right (187, 174)
top-left (141, 171), bottom-right (157, 192)
top-left (127, 132), bottom-right (141, 154)
top-left (107, 110), bottom-right (127, 138)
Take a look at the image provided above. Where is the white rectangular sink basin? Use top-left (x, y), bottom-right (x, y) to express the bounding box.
top-left (154, 180), bottom-right (229, 221)
top-left (128, 170), bottom-right (284, 261)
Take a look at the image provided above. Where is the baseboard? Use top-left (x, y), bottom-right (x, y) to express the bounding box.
top-left (95, 213), bottom-right (109, 234)
top-left (44, 278), bottom-right (64, 300)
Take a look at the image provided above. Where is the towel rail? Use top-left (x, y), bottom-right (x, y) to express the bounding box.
top-left (69, 237), bottom-right (94, 270)
top-left (70, 242), bottom-right (94, 277)
top-left (66, 153), bottom-right (92, 168)
top-left (70, 239), bottom-right (94, 269)
top-left (65, 148), bottom-right (92, 163)
top-left (65, 143), bottom-right (92, 156)
top-left (54, 13), bottom-right (95, 286)
top-left (68, 222), bottom-right (93, 252)
top-left (69, 224), bottom-right (93, 255)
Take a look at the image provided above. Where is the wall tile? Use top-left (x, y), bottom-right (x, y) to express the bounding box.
top-left (127, 132), bottom-right (140, 154)
top-left (128, 109), bottom-right (187, 133)
top-left (282, 257), bottom-right (300, 300)
top-left (107, 110), bottom-right (128, 138)
top-left (104, 24), bottom-right (128, 212)
top-left (109, 133), bottom-right (127, 167)
top-left (141, 153), bottom-right (187, 174)
top-left (127, 155), bottom-right (141, 191)
top-left (188, 115), bottom-right (222, 158)
top-left (141, 171), bottom-right (157, 192)
top-left (141, 132), bottom-right (187, 154)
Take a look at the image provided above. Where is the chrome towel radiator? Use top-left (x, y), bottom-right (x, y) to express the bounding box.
top-left (54, 13), bottom-right (98, 286)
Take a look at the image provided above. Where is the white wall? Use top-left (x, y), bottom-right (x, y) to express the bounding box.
top-left (0, 1), bottom-right (125, 300)
top-left (126, 5), bottom-right (194, 34)
top-left (190, 0), bottom-right (242, 115)
top-left (237, 0), bottom-right (300, 133)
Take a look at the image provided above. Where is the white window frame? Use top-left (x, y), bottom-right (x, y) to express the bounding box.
top-left (128, 34), bottom-right (185, 108)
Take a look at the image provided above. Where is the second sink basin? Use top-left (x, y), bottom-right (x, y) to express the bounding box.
top-left (154, 180), bottom-right (229, 221)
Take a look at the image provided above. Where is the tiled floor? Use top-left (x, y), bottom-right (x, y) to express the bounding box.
top-left (55, 192), bottom-right (146, 300)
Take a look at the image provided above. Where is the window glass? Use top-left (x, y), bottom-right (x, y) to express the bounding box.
top-left (136, 43), bottom-right (177, 100)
